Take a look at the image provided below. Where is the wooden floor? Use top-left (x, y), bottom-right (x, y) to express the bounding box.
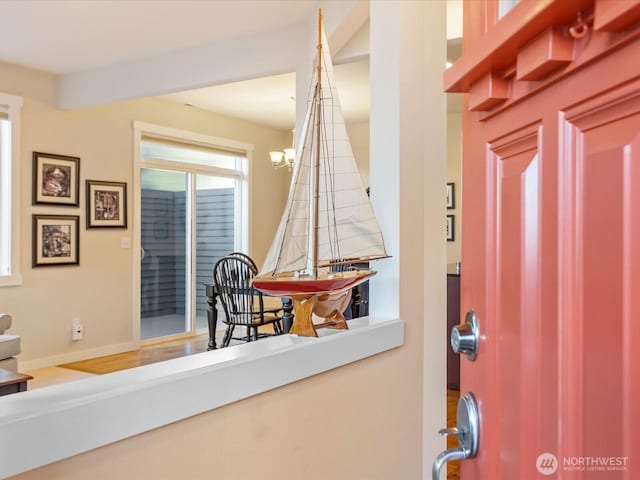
top-left (447, 388), bottom-right (461, 479)
top-left (59, 325), bottom-right (276, 375)
top-left (60, 333), bottom-right (212, 374)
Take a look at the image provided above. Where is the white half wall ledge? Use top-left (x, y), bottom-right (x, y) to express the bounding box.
top-left (0, 316), bottom-right (403, 479)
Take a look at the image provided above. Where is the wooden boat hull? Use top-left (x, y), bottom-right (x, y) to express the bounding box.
top-left (253, 269), bottom-right (376, 298)
top-left (254, 270), bottom-right (374, 337)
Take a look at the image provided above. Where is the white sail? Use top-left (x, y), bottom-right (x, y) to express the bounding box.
top-left (260, 26), bottom-right (387, 277)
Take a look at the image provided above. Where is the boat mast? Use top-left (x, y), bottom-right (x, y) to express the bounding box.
top-left (312, 8), bottom-right (322, 278)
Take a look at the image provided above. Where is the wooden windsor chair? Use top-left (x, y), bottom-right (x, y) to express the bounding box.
top-left (212, 255), bottom-right (283, 347)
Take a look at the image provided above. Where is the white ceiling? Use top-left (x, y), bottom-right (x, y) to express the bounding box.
top-left (0, 0), bottom-right (319, 75)
top-left (161, 59), bottom-right (371, 130)
top-left (0, 1), bottom-right (460, 130)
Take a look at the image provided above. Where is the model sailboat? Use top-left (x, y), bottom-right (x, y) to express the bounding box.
top-left (253, 9), bottom-right (388, 336)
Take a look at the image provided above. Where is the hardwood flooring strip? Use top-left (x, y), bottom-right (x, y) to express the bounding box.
top-left (59, 334), bottom-right (212, 375)
top-left (447, 388), bottom-right (461, 479)
top-left (59, 324), bottom-right (278, 375)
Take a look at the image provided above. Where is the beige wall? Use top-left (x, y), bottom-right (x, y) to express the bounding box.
top-left (446, 111), bottom-right (462, 265)
top-left (12, 347), bottom-right (421, 480)
top-left (346, 121), bottom-right (370, 186)
top-left (0, 61), bottom-right (290, 366)
top-left (348, 115), bottom-right (462, 267)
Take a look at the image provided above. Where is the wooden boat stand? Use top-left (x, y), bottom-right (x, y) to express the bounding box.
top-left (289, 290), bottom-right (351, 337)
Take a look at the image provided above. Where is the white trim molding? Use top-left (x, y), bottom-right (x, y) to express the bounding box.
top-left (0, 93), bottom-right (23, 287)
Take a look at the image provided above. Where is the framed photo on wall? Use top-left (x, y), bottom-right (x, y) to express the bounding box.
top-left (446, 214), bottom-right (455, 242)
top-left (33, 152), bottom-right (80, 206)
top-left (32, 215), bottom-right (79, 267)
top-left (446, 182), bottom-right (455, 209)
top-left (86, 180), bottom-right (127, 228)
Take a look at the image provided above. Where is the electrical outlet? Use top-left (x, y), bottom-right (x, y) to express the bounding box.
top-left (72, 319), bottom-right (83, 341)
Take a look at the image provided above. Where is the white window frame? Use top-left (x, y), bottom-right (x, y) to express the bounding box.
top-left (0, 93), bottom-right (23, 287)
top-left (132, 121), bottom-right (251, 342)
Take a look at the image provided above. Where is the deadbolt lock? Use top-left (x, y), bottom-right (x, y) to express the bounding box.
top-left (451, 309), bottom-right (479, 361)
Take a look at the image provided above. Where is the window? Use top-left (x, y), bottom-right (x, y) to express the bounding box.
top-left (0, 93), bottom-right (23, 287)
top-left (498, 0), bottom-right (519, 19)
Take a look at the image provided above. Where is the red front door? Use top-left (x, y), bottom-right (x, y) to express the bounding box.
top-left (445, 1), bottom-right (640, 478)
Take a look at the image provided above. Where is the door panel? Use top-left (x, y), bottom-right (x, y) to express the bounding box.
top-left (445, 1), bottom-right (640, 478)
top-left (474, 126), bottom-right (545, 479)
top-left (561, 89), bottom-right (640, 469)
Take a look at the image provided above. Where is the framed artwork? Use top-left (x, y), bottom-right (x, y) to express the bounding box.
top-left (86, 180), bottom-right (127, 228)
top-left (446, 182), bottom-right (455, 209)
top-left (33, 152), bottom-right (80, 206)
top-left (32, 215), bottom-right (79, 267)
top-left (446, 214), bottom-right (455, 242)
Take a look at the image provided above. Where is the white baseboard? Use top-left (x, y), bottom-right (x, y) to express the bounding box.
top-left (19, 341), bottom-right (139, 371)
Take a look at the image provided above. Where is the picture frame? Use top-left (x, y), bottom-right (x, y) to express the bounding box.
top-left (86, 180), bottom-right (127, 228)
top-left (32, 215), bottom-right (79, 267)
top-left (446, 214), bottom-right (455, 242)
top-left (446, 182), bottom-right (455, 210)
top-left (33, 152), bottom-right (80, 206)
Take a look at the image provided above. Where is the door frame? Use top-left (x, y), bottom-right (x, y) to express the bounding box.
top-left (132, 121), bottom-right (252, 344)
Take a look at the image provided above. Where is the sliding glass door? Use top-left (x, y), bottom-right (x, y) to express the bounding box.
top-left (140, 168), bottom-right (189, 340)
top-left (138, 133), bottom-right (248, 342)
top-left (194, 174), bottom-right (236, 331)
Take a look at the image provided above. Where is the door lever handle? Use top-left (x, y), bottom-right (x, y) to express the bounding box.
top-left (432, 392), bottom-right (479, 480)
top-left (432, 447), bottom-right (468, 480)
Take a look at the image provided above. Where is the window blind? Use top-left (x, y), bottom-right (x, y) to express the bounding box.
top-left (141, 137), bottom-right (244, 170)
